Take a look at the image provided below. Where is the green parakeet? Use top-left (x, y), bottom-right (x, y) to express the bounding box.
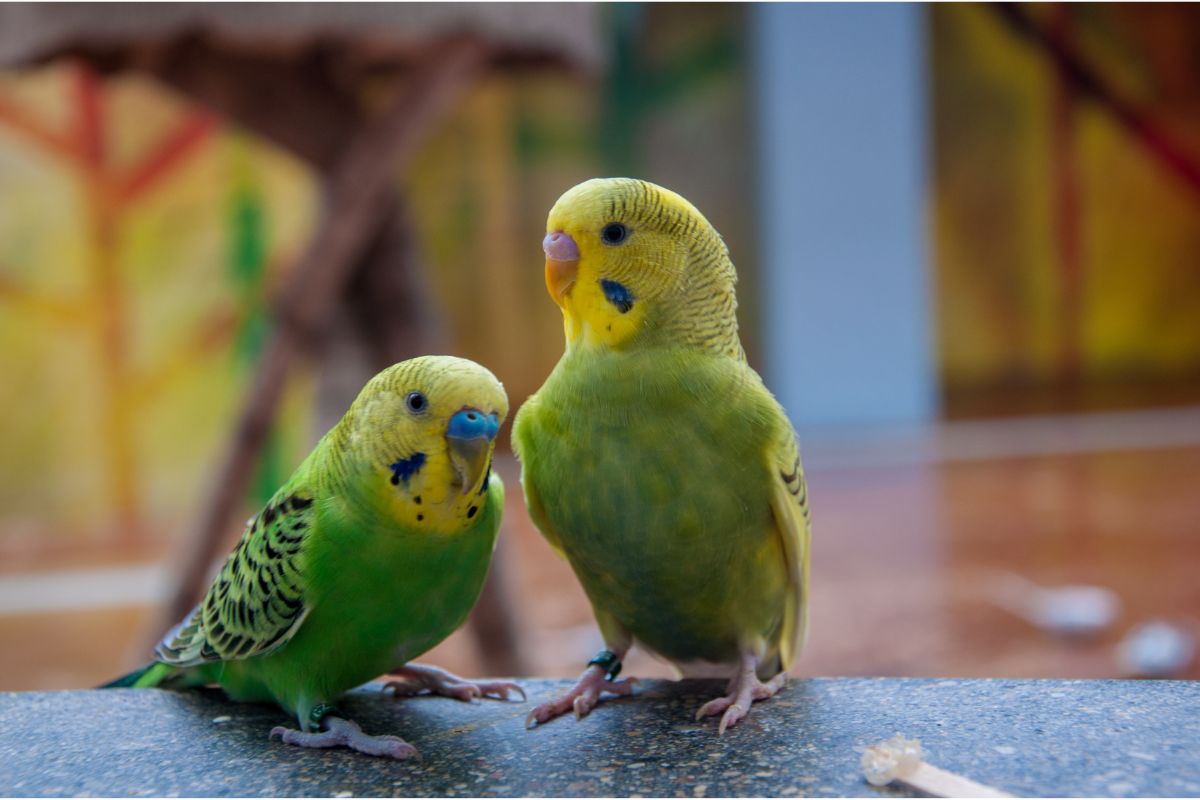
top-left (513, 179), bottom-right (812, 733)
top-left (104, 356), bottom-right (521, 758)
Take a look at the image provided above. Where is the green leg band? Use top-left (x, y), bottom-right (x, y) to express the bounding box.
top-left (309, 703), bottom-right (343, 727)
top-left (587, 649), bottom-right (622, 681)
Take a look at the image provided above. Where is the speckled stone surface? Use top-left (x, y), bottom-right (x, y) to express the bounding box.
top-left (2, 678), bottom-right (1198, 797)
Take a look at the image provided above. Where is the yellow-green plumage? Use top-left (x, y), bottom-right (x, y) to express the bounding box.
top-left (120, 356), bottom-right (509, 739)
top-left (514, 178), bottom-right (811, 727)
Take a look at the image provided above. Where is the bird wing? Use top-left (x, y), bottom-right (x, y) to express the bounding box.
top-left (156, 491), bottom-right (317, 667)
top-left (512, 396), bottom-right (567, 559)
top-left (766, 421), bottom-right (813, 672)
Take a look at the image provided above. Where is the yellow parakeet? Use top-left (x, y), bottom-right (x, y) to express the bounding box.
top-left (513, 178), bottom-right (812, 733)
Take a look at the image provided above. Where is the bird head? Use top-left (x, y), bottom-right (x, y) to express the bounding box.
top-left (339, 356), bottom-right (508, 527)
top-left (542, 177), bottom-right (741, 356)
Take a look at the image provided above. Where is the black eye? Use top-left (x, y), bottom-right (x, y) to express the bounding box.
top-left (601, 222), bottom-right (629, 245)
top-left (405, 392), bottom-right (427, 413)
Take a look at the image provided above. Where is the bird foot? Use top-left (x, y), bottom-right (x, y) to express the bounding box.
top-left (525, 664), bottom-right (637, 728)
top-left (383, 663), bottom-right (525, 703)
top-left (270, 716), bottom-right (418, 760)
top-left (695, 655), bottom-right (787, 734)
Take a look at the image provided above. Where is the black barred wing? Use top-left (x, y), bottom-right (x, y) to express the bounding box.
top-left (157, 493), bottom-right (315, 666)
top-left (767, 423), bottom-right (813, 672)
top-left (778, 441), bottom-right (812, 524)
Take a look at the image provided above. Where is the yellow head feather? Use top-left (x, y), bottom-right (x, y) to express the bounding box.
top-left (544, 177), bottom-right (743, 357)
top-left (327, 355), bottom-right (508, 533)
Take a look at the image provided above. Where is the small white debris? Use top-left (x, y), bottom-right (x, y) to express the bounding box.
top-left (861, 734), bottom-right (1014, 797)
top-left (862, 734), bottom-right (922, 786)
top-left (994, 745), bottom-right (1016, 755)
top-left (211, 716), bottom-right (232, 724)
top-left (1118, 621), bottom-right (1196, 677)
top-left (984, 571), bottom-right (1120, 637)
top-left (334, 792), bottom-right (352, 798)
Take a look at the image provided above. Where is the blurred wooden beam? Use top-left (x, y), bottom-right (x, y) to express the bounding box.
top-left (993, 3), bottom-right (1200, 199)
top-left (1048, 5), bottom-right (1084, 390)
top-left (41, 33), bottom-right (585, 172)
top-left (132, 34), bottom-right (366, 171)
top-left (160, 37), bottom-right (490, 628)
top-left (344, 198), bottom-right (446, 368)
top-left (339, 199), bottom-right (528, 676)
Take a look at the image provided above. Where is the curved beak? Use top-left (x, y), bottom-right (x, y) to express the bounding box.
top-left (446, 408), bottom-right (499, 495)
top-left (543, 231), bottom-right (579, 305)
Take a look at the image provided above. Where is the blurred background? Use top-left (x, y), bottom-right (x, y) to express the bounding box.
top-left (1, 3), bottom-right (1198, 692)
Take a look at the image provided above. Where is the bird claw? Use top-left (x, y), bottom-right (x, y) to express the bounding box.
top-left (695, 657), bottom-right (787, 734)
top-left (270, 716), bottom-right (419, 760)
top-left (469, 679), bottom-right (526, 702)
top-left (383, 664), bottom-right (525, 703)
top-left (718, 703), bottom-right (748, 735)
top-left (695, 696), bottom-right (732, 721)
top-left (526, 667), bottom-right (637, 729)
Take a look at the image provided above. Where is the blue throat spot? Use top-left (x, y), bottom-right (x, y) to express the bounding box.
top-left (600, 279), bottom-right (635, 314)
top-left (389, 452), bottom-right (426, 486)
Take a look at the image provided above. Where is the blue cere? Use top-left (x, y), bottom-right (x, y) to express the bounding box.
top-left (447, 408), bottom-right (499, 441)
top-left (600, 279), bottom-right (635, 313)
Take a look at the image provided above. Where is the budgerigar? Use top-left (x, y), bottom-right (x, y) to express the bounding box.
top-left (513, 178), bottom-right (812, 733)
top-left (104, 356), bottom-right (520, 759)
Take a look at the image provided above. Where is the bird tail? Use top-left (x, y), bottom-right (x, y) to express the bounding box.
top-left (98, 661), bottom-right (173, 689)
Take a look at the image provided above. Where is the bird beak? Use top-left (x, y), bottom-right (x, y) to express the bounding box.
top-left (543, 231), bottom-right (579, 305)
top-left (445, 408), bottom-right (499, 495)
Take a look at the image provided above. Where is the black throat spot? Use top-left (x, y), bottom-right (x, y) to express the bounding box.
top-left (600, 278), bottom-right (635, 314)
top-left (389, 452), bottom-right (426, 486)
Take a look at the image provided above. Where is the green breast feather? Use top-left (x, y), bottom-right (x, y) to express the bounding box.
top-left (156, 454), bottom-right (503, 720)
top-left (514, 346), bottom-right (792, 668)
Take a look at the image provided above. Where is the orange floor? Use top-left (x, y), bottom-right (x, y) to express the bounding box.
top-left (2, 421), bottom-right (1198, 691)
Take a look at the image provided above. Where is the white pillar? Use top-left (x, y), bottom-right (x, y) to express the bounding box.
top-left (752, 4), bottom-right (935, 429)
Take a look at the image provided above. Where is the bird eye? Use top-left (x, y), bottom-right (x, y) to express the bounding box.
top-left (405, 392), bottom-right (427, 413)
top-left (601, 222), bottom-right (629, 245)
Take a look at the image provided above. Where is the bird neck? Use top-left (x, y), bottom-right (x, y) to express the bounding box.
top-left (564, 264), bottom-right (745, 361)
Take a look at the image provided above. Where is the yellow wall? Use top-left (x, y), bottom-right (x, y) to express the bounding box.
top-left (933, 5), bottom-right (1200, 409)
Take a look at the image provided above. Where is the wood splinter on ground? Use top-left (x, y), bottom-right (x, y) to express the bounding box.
top-left (862, 734), bottom-right (1014, 797)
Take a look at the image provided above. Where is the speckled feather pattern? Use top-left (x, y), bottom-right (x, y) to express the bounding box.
top-left (158, 492), bottom-right (316, 665)
top-left (142, 356), bottom-right (509, 729)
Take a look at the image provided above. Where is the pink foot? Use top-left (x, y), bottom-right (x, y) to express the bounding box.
top-left (383, 663), bottom-right (525, 703)
top-left (694, 653), bottom-right (787, 734)
top-left (270, 716), bottom-right (418, 760)
top-left (525, 664), bottom-right (637, 728)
